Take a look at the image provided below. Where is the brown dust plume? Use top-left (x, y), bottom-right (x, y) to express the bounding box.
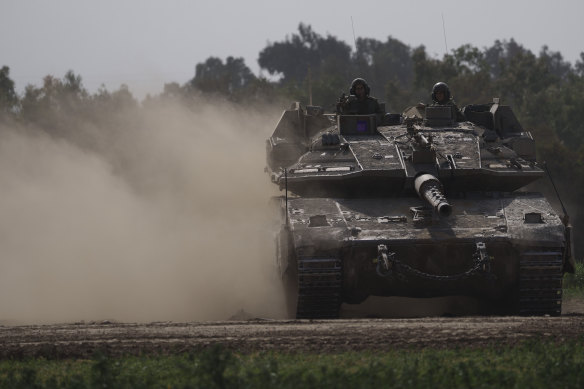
top-left (0, 99), bottom-right (286, 324)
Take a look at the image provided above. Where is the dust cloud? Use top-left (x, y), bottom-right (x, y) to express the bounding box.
top-left (0, 99), bottom-right (287, 324)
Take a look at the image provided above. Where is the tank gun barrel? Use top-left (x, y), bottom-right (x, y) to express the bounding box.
top-left (414, 174), bottom-right (452, 217)
top-left (406, 118), bottom-right (433, 148)
top-left (415, 133), bottom-right (431, 147)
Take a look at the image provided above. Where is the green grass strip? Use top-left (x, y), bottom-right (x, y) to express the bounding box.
top-left (1, 339), bottom-right (583, 388)
top-left (564, 262), bottom-right (584, 298)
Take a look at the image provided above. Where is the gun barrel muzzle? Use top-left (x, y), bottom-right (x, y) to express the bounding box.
top-left (414, 174), bottom-right (452, 217)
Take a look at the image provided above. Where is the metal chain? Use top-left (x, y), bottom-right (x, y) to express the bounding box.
top-left (376, 243), bottom-right (494, 282)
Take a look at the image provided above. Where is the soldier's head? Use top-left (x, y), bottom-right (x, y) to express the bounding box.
top-left (432, 82), bottom-right (451, 104)
top-left (350, 78), bottom-right (370, 99)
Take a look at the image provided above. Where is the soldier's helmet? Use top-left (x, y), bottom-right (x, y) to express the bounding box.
top-left (350, 78), bottom-right (371, 96)
top-left (431, 82), bottom-right (451, 102)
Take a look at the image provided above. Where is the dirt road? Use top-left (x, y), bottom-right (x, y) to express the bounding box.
top-left (2, 312), bottom-right (583, 359)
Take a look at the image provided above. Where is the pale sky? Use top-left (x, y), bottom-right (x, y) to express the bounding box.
top-left (2, 0), bottom-right (583, 99)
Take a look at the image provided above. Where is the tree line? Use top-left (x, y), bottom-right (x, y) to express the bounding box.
top-left (1, 24), bottom-right (583, 259)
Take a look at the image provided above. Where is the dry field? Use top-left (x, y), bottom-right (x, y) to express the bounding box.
top-left (1, 298), bottom-right (583, 359)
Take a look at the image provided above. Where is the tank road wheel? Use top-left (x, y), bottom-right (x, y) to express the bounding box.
top-left (282, 264), bottom-right (299, 319)
top-left (276, 228), bottom-right (343, 318)
top-left (484, 286), bottom-right (520, 316)
top-left (517, 249), bottom-right (564, 316)
top-left (296, 258), bottom-right (343, 319)
top-left (276, 227), bottom-right (299, 319)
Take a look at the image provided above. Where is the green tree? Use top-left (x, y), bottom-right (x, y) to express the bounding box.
top-left (483, 39), bottom-right (530, 78)
top-left (20, 75), bottom-right (61, 130)
top-left (0, 65), bottom-right (19, 117)
top-left (189, 56), bottom-right (256, 99)
top-left (258, 24), bottom-right (352, 106)
top-left (353, 36), bottom-right (414, 98)
top-left (20, 70), bottom-right (91, 138)
top-left (259, 24), bottom-right (352, 84)
top-left (575, 52), bottom-right (584, 77)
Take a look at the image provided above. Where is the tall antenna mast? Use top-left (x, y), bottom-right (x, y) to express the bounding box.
top-left (308, 66), bottom-right (313, 105)
top-left (441, 13), bottom-right (448, 54)
top-left (351, 16), bottom-right (357, 52)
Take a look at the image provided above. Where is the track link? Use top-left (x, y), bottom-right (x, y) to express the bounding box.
top-left (296, 258), bottom-right (342, 319)
top-left (519, 249), bottom-right (563, 316)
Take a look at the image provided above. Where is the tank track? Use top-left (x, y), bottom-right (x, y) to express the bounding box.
top-left (519, 249), bottom-right (563, 316)
top-left (296, 258), bottom-right (342, 319)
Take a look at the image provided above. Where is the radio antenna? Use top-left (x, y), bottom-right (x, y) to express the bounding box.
top-left (351, 16), bottom-right (357, 52)
top-left (284, 168), bottom-right (289, 225)
top-left (308, 66), bottom-right (312, 105)
top-left (441, 13), bottom-right (448, 54)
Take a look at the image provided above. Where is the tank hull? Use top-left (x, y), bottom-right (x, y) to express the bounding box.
top-left (276, 193), bottom-right (565, 318)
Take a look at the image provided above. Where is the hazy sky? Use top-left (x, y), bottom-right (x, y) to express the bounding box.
top-left (3, 0), bottom-right (583, 99)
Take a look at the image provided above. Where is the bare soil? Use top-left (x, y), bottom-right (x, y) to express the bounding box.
top-left (1, 311), bottom-right (583, 359)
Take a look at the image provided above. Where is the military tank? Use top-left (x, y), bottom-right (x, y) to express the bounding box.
top-left (266, 99), bottom-right (575, 319)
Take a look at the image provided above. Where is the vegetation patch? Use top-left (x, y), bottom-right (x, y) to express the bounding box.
top-left (565, 261), bottom-right (584, 298)
top-left (1, 340), bottom-right (583, 388)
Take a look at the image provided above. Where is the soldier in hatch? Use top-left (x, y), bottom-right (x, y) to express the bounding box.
top-left (425, 82), bottom-right (466, 122)
top-left (337, 78), bottom-right (384, 115)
